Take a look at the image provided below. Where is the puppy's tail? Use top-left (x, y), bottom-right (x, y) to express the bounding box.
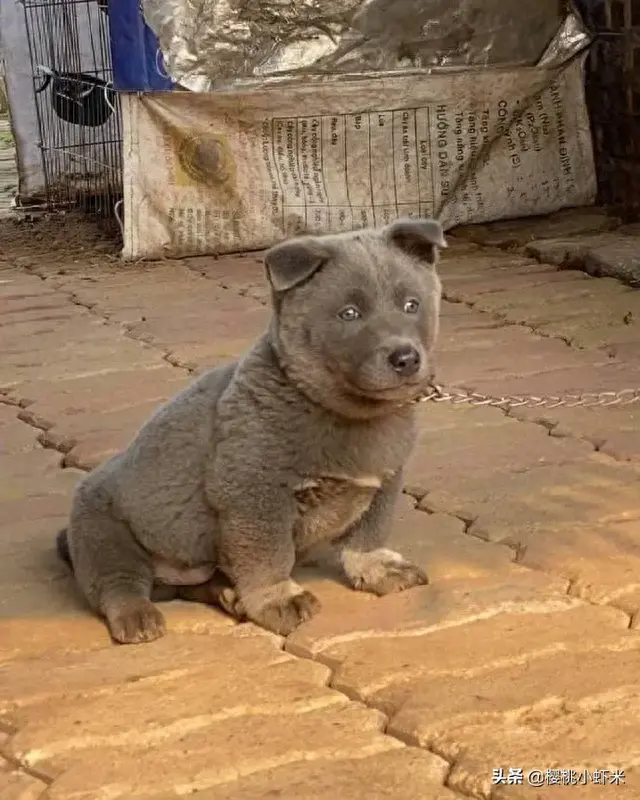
top-left (56, 528), bottom-right (73, 570)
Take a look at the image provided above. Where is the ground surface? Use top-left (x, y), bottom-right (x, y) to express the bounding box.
top-left (1, 205), bottom-right (640, 799)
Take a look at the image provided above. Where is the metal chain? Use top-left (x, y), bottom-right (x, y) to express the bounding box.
top-left (418, 385), bottom-right (640, 410)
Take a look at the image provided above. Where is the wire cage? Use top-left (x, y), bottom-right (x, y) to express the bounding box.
top-left (21, 0), bottom-right (122, 215)
top-left (578, 0), bottom-right (640, 220)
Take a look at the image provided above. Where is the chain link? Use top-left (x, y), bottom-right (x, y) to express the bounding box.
top-left (418, 385), bottom-right (640, 410)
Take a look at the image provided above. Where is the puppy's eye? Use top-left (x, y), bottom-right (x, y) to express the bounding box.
top-left (338, 305), bottom-right (361, 321)
top-left (403, 298), bottom-right (420, 314)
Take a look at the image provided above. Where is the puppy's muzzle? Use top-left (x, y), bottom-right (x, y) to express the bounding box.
top-left (388, 345), bottom-right (421, 377)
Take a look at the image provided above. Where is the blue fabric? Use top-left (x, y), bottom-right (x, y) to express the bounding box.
top-left (108, 0), bottom-right (175, 91)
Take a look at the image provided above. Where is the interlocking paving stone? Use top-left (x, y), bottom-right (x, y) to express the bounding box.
top-left (287, 570), bottom-right (568, 659)
top-left (15, 366), bottom-right (188, 421)
top-left (523, 231), bottom-right (626, 267)
top-left (161, 749), bottom-right (456, 799)
top-left (0, 754), bottom-right (45, 800)
top-left (6, 655), bottom-right (336, 772)
top-left (419, 455), bottom-right (640, 542)
top-left (42, 705), bottom-right (398, 799)
top-left (406, 405), bottom-right (593, 497)
top-left (309, 602), bottom-right (636, 798)
top-left (0, 628), bottom-right (272, 714)
top-left (0, 219), bottom-right (639, 799)
top-left (386, 496), bottom-right (515, 582)
top-left (525, 233), bottom-right (640, 287)
top-left (450, 207), bottom-right (620, 248)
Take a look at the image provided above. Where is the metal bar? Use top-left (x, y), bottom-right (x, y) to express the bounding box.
top-left (21, 0), bottom-right (123, 217)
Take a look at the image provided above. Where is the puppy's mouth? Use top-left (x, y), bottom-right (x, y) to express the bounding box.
top-left (344, 378), bottom-right (427, 403)
top-left (320, 352), bottom-right (433, 406)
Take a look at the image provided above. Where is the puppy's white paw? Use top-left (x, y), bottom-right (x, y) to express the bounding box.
top-left (341, 548), bottom-right (428, 596)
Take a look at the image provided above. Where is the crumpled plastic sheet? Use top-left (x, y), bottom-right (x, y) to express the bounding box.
top-left (142, 0), bottom-right (592, 93)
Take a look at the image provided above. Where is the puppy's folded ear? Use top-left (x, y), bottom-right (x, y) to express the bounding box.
top-left (264, 237), bottom-right (330, 292)
top-left (383, 218), bottom-right (447, 266)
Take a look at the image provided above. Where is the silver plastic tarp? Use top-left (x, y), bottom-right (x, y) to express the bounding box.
top-left (143, 0), bottom-right (591, 93)
top-left (121, 1), bottom-right (597, 258)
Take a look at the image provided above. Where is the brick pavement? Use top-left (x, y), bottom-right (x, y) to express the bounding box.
top-left (1, 209), bottom-right (640, 798)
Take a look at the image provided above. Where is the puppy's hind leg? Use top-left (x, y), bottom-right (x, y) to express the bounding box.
top-left (67, 489), bottom-right (166, 645)
top-left (176, 573), bottom-right (246, 620)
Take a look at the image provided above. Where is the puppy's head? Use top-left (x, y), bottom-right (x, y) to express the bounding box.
top-left (264, 218), bottom-right (445, 419)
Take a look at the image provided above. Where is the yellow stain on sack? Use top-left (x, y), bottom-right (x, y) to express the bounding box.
top-left (174, 132), bottom-right (237, 190)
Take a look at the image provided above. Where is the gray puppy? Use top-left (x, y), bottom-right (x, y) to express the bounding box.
top-left (57, 218), bottom-right (446, 644)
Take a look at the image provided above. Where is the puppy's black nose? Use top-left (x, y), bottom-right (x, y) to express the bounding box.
top-left (388, 345), bottom-right (421, 377)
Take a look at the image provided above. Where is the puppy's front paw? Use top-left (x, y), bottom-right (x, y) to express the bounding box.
top-left (243, 582), bottom-right (321, 636)
top-left (343, 548), bottom-right (428, 597)
top-left (106, 597), bottom-right (167, 644)
top-left (255, 590), bottom-right (321, 635)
